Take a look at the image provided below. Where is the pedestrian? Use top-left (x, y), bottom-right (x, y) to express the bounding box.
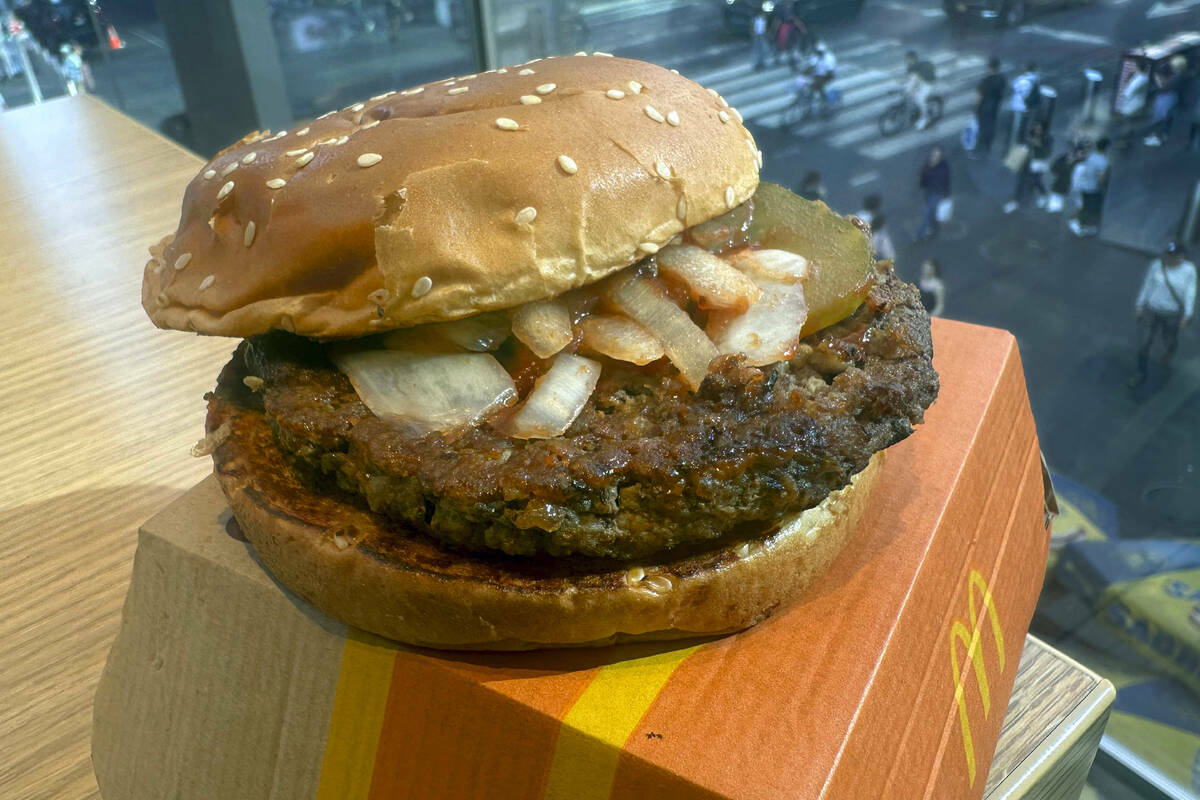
top-left (916, 146), bottom-right (951, 241)
top-left (1114, 60), bottom-right (1150, 145)
top-left (1004, 120), bottom-right (1052, 213)
top-left (973, 58), bottom-right (1006, 157)
top-left (1144, 56), bottom-right (1185, 147)
top-left (855, 194), bottom-right (882, 227)
top-left (751, 11), bottom-right (769, 71)
top-left (919, 259), bottom-right (945, 317)
top-left (1007, 62), bottom-right (1040, 146)
top-left (1068, 137), bottom-right (1109, 237)
top-left (904, 50), bottom-right (937, 130)
top-left (1046, 139), bottom-right (1085, 213)
top-left (872, 213), bottom-right (897, 262)
top-left (1128, 241), bottom-right (1196, 387)
top-left (59, 42), bottom-right (90, 96)
top-left (797, 170), bottom-right (827, 202)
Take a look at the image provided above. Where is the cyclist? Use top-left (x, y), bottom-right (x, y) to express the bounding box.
top-left (809, 41), bottom-right (836, 106)
top-left (904, 50), bottom-right (937, 130)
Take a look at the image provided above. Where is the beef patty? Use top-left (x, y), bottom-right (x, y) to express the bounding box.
top-left (208, 267), bottom-right (938, 561)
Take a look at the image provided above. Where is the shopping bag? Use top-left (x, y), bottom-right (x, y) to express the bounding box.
top-left (936, 197), bottom-right (954, 222)
top-left (1004, 144), bottom-right (1030, 172)
top-left (961, 115), bottom-right (979, 151)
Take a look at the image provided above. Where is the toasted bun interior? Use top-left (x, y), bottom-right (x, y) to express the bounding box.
top-left (208, 389), bottom-right (880, 650)
top-left (144, 56), bottom-right (761, 340)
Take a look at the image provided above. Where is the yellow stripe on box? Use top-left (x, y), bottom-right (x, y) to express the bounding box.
top-left (544, 645), bottom-right (701, 800)
top-left (316, 630), bottom-right (398, 800)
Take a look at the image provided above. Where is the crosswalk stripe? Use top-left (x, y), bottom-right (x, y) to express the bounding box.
top-left (859, 109), bottom-right (975, 160)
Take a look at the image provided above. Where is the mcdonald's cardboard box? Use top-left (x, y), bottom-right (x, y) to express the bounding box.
top-left (92, 318), bottom-right (1052, 800)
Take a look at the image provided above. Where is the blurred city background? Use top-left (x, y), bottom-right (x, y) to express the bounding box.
top-left (3, 0), bottom-right (1199, 796)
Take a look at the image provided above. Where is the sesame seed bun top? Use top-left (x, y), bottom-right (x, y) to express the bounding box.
top-left (142, 55), bottom-right (761, 340)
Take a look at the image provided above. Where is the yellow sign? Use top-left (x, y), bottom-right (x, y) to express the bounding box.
top-left (949, 569), bottom-right (1006, 787)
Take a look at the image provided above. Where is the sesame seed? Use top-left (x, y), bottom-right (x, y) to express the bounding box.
top-left (362, 120), bottom-right (380, 129)
top-left (606, 89), bottom-right (625, 99)
top-left (594, 51), bottom-right (614, 57)
top-left (285, 148), bottom-right (308, 157)
top-left (557, 154), bottom-right (578, 174)
top-left (174, 252), bottom-right (192, 271)
top-left (638, 242), bottom-right (659, 254)
top-left (266, 178), bottom-right (287, 189)
top-left (654, 161), bottom-right (671, 180)
top-left (496, 68), bottom-right (508, 73)
top-left (518, 68), bottom-right (536, 75)
top-left (574, 50), bottom-right (587, 56)
top-left (718, 95), bottom-right (730, 108)
top-left (295, 151), bottom-right (315, 167)
top-left (243, 220), bottom-right (256, 247)
top-left (198, 274), bottom-right (215, 291)
top-left (442, 79), bottom-right (456, 86)
top-left (670, 68), bottom-right (679, 74)
top-left (357, 152), bottom-right (383, 168)
top-left (625, 567), bottom-right (645, 584)
top-left (535, 83), bottom-right (556, 95)
top-left (338, 135), bottom-right (351, 145)
top-left (676, 195), bottom-right (687, 220)
top-left (400, 87), bottom-right (424, 95)
top-left (448, 86), bottom-right (469, 95)
top-left (243, 376), bottom-right (264, 391)
top-left (242, 152), bottom-right (258, 164)
top-left (316, 137), bottom-right (339, 146)
top-left (706, 87), bottom-right (718, 98)
top-left (411, 276), bottom-right (433, 298)
top-left (317, 110), bottom-right (335, 119)
top-left (628, 80), bottom-right (643, 94)
top-left (368, 288), bottom-right (391, 305)
top-left (460, 73), bottom-right (477, 80)
top-left (349, 103), bottom-right (365, 112)
top-left (667, 110), bottom-right (680, 126)
top-left (217, 181), bottom-right (235, 200)
top-left (514, 206), bottom-right (537, 224)
top-left (730, 107), bottom-right (743, 123)
top-left (202, 169), bottom-right (216, 180)
top-left (725, 186), bottom-right (735, 208)
top-left (520, 95), bottom-right (541, 105)
top-left (495, 117), bottom-right (520, 130)
top-left (644, 105), bottom-right (664, 123)
top-left (756, 149), bottom-right (764, 167)
top-left (221, 162), bottom-right (238, 177)
top-left (719, 110), bottom-right (730, 124)
top-left (370, 92), bottom-right (393, 101)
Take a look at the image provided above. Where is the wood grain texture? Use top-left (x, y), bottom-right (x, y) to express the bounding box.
top-left (0, 98), bottom-right (1109, 800)
top-left (985, 637), bottom-right (1115, 799)
top-left (0, 97), bottom-right (232, 800)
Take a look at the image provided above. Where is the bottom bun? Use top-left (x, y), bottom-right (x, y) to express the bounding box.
top-left (208, 392), bottom-right (883, 650)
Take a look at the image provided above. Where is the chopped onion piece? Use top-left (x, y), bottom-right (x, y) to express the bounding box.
top-left (708, 279), bottom-right (808, 367)
top-left (578, 315), bottom-right (665, 365)
top-left (656, 244), bottom-right (762, 312)
top-left (505, 353), bottom-right (601, 439)
top-left (383, 311), bottom-right (510, 353)
top-left (727, 248), bottom-right (811, 284)
top-left (512, 299), bottom-right (574, 359)
top-left (609, 276), bottom-right (718, 390)
top-left (331, 349), bottom-right (516, 434)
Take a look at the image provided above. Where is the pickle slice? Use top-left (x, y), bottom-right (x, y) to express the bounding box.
top-left (746, 183), bottom-right (875, 338)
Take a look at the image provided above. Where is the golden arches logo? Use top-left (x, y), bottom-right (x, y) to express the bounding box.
top-left (949, 569), bottom-right (1005, 787)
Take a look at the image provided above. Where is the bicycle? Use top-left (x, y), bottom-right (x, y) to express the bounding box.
top-left (878, 90), bottom-right (944, 137)
top-left (783, 73), bottom-right (840, 128)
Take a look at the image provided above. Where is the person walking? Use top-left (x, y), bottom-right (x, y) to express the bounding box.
top-left (871, 213), bottom-right (897, 262)
top-left (1115, 61), bottom-right (1150, 146)
top-left (1007, 62), bottom-right (1040, 146)
top-left (918, 259), bottom-right (945, 317)
top-left (1004, 120), bottom-right (1052, 213)
top-left (1128, 242), bottom-right (1196, 386)
top-left (751, 11), bottom-right (769, 71)
top-left (973, 58), bottom-right (1006, 157)
top-left (1068, 137), bottom-right (1109, 237)
top-left (904, 50), bottom-right (937, 130)
top-left (1144, 56), bottom-right (1185, 147)
top-left (1047, 139), bottom-right (1086, 213)
top-left (916, 146), bottom-right (951, 241)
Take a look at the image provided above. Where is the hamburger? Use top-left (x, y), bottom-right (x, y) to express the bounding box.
top-left (142, 55), bottom-right (938, 650)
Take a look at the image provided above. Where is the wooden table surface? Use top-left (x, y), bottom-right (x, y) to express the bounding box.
top-left (0, 97), bottom-right (1111, 800)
